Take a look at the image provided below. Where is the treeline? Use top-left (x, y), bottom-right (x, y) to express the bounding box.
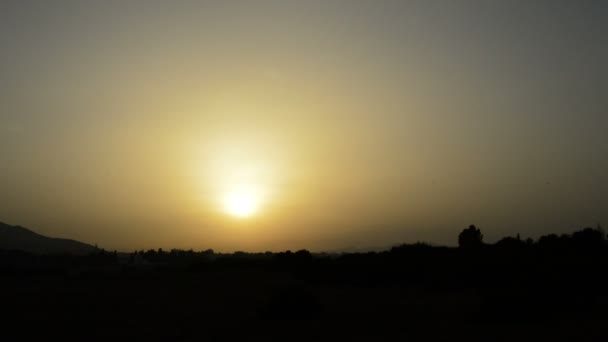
top-left (2, 225), bottom-right (607, 322)
top-left (129, 224), bottom-right (607, 263)
top-left (458, 224), bottom-right (606, 250)
top-left (0, 225), bottom-right (606, 271)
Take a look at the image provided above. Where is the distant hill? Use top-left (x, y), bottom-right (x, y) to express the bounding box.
top-left (0, 222), bottom-right (98, 255)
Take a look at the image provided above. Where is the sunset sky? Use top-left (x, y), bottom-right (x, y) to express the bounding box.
top-left (1, 1), bottom-right (606, 252)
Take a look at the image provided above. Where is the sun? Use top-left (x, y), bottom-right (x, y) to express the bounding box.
top-left (223, 187), bottom-right (260, 218)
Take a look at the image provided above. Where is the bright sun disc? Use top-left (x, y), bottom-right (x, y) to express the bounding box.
top-left (224, 188), bottom-right (259, 218)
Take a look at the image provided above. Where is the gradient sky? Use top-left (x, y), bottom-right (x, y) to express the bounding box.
top-left (1, 0), bottom-right (606, 252)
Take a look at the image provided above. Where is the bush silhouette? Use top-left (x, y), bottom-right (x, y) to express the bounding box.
top-left (458, 225), bottom-right (484, 249)
top-left (572, 227), bottom-right (604, 249)
top-left (495, 235), bottom-right (525, 249)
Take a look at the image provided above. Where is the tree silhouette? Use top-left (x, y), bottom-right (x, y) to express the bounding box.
top-left (572, 227), bottom-right (604, 249)
top-left (458, 225), bottom-right (484, 249)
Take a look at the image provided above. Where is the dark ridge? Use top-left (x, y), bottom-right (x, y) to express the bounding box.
top-left (0, 222), bottom-right (98, 255)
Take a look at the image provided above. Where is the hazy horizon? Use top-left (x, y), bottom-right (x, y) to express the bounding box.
top-left (1, 1), bottom-right (606, 252)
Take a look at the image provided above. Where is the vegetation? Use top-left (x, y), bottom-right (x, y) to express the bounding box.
top-left (1, 225), bottom-right (607, 340)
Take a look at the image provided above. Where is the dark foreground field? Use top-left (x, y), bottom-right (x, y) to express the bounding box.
top-left (2, 227), bottom-right (608, 341)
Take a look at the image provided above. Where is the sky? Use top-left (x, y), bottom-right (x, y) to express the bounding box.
top-left (1, 0), bottom-right (606, 252)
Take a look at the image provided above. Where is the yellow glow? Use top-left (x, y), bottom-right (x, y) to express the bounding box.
top-left (196, 131), bottom-right (282, 221)
top-left (223, 187), bottom-right (260, 218)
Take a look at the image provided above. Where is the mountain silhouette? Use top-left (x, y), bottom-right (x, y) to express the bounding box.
top-left (0, 222), bottom-right (98, 255)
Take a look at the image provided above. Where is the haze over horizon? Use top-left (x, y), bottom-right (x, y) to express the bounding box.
top-left (1, 1), bottom-right (606, 252)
